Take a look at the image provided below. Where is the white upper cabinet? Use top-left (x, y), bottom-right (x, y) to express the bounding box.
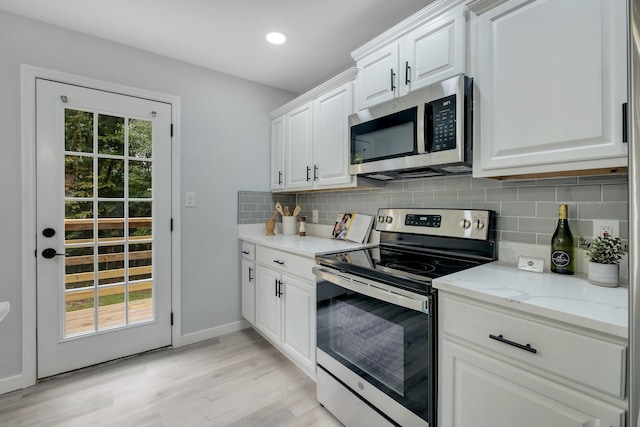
top-left (313, 82), bottom-right (354, 188)
top-left (285, 102), bottom-right (314, 190)
top-left (355, 43), bottom-right (399, 110)
top-left (269, 68), bottom-right (379, 193)
top-left (472, 0), bottom-right (628, 178)
top-left (270, 115), bottom-right (285, 191)
top-left (353, 2), bottom-right (466, 111)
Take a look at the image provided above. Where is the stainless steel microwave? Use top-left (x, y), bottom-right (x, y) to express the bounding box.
top-left (349, 74), bottom-right (473, 180)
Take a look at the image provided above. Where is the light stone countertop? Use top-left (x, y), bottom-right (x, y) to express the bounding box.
top-left (0, 301), bottom-right (9, 323)
top-left (433, 261), bottom-right (628, 339)
top-left (238, 223), bottom-right (376, 258)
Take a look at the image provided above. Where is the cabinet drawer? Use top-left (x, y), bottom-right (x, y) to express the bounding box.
top-left (441, 296), bottom-right (626, 398)
top-left (256, 246), bottom-right (315, 282)
top-left (241, 241), bottom-right (255, 260)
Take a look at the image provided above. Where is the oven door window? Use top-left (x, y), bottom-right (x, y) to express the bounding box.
top-left (350, 107), bottom-right (417, 165)
top-left (317, 280), bottom-right (433, 423)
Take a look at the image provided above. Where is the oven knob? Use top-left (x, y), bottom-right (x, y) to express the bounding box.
top-left (460, 219), bottom-right (471, 229)
top-left (385, 216), bottom-right (393, 224)
top-left (474, 219), bottom-right (485, 230)
top-left (378, 215), bottom-right (386, 223)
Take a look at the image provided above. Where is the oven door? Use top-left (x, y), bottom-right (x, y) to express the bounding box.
top-left (315, 267), bottom-right (435, 427)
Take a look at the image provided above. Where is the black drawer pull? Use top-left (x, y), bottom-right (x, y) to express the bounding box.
top-left (241, 250), bottom-right (250, 255)
top-left (273, 260), bottom-right (285, 265)
top-left (489, 334), bottom-right (537, 354)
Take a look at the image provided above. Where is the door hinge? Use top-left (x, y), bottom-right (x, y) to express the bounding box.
top-left (170, 124), bottom-right (174, 137)
top-left (171, 312), bottom-right (174, 326)
top-left (170, 218), bottom-right (174, 231)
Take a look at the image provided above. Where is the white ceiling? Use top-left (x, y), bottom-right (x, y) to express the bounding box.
top-left (0, 0), bottom-right (433, 94)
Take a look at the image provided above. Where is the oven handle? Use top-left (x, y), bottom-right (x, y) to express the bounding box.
top-left (313, 266), bottom-right (430, 314)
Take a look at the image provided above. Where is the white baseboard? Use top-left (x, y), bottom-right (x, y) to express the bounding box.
top-left (178, 320), bottom-right (251, 347)
top-left (0, 374), bottom-right (26, 396)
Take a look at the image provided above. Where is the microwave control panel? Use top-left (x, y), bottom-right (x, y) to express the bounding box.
top-left (428, 94), bottom-right (457, 152)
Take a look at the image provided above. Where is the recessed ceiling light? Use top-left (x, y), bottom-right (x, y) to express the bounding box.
top-left (266, 32), bottom-right (287, 45)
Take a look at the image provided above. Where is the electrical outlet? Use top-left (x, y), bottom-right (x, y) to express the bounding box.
top-left (593, 220), bottom-right (619, 238)
top-left (185, 192), bottom-right (196, 207)
top-left (312, 209), bottom-right (319, 223)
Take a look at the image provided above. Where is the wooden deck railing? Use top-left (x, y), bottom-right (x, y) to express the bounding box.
top-left (64, 217), bottom-right (153, 302)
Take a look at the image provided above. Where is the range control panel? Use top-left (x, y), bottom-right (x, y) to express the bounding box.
top-left (376, 208), bottom-right (492, 240)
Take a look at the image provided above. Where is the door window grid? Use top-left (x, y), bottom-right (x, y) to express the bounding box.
top-left (63, 108), bottom-right (154, 337)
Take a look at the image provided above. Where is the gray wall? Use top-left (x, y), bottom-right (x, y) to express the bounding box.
top-left (0, 11), bottom-right (294, 381)
top-left (238, 174), bottom-right (629, 245)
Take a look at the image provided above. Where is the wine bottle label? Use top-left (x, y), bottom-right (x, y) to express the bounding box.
top-left (551, 250), bottom-right (571, 267)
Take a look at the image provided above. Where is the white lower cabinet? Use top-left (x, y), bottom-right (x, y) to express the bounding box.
top-left (240, 241), bottom-right (256, 325)
top-left (440, 340), bottom-right (624, 427)
top-left (254, 246), bottom-right (316, 377)
top-left (241, 258), bottom-right (255, 324)
top-left (438, 292), bottom-right (626, 427)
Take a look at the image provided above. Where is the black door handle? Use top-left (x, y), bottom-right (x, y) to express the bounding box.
top-left (42, 248), bottom-right (66, 259)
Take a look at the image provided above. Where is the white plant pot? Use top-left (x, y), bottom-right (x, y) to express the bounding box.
top-left (587, 262), bottom-right (619, 287)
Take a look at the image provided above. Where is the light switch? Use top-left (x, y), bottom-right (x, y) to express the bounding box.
top-left (185, 192), bottom-right (196, 207)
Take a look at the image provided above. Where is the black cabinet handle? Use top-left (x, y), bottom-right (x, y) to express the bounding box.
top-left (274, 279), bottom-right (282, 298)
top-left (390, 69), bottom-right (396, 91)
top-left (248, 267), bottom-right (253, 282)
top-left (405, 61), bottom-right (411, 84)
top-left (274, 279), bottom-right (278, 297)
top-left (489, 334), bottom-right (537, 354)
top-left (313, 165), bottom-right (318, 181)
top-left (241, 250), bottom-right (250, 255)
top-left (273, 260), bottom-right (285, 265)
top-left (306, 166), bottom-right (311, 182)
top-left (623, 102), bottom-right (628, 143)
top-left (278, 170), bottom-right (283, 185)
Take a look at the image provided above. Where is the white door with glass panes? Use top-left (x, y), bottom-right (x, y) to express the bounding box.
top-left (36, 79), bottom-right (172, 378)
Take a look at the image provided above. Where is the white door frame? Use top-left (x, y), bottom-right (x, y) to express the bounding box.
top-left (19, 65), bottom-right (182, 389)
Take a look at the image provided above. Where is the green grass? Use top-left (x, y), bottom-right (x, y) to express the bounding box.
top-left (66, 289), bottom-right (152, 312)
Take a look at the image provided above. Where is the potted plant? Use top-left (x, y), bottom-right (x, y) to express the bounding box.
top-left (578, 236), bottom-right (628, 287)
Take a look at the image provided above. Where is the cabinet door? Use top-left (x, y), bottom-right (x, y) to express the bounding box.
top-left (313, 82), bottom-right (354, 188)
top-left (400, 4), bottom-right (466, 96)
top-left (255, 266), bottom-right (282, 344)
top-left (270, 115), bottom-right (286, 191)
top-left (285, 103), bottom-right (314, 190)
top-left (439, 339), bottom-right (625, 427)
top-left (355, 43), bottom-right (399, 111)
top-left (474, 0), bottom-right (628, 177)
top-left (241, 259), bottom-right (255, 324)
top-left (281, 275), bottom-right (316, 373)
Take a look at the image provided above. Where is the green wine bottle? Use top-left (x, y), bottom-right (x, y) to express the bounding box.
top-left (551, 204), bottom-right (574, 275)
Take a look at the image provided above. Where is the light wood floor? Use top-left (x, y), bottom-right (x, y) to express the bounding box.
top-left (0, 328), bottom-right (342, 427)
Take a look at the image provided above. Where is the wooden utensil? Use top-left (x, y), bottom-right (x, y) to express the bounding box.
top-left (275, 202), bottom-right (285, 216)
top-left (292, 205), bottom-right (302, 217)
top-left (270, 211), bottom-right (278, 221)
top-left (284, 206), bottom-right (291, 216)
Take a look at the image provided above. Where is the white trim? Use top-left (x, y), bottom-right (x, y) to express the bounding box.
top-left (19, 64), bottom-right (182, 391)
top-left (179, 320), bottom-right (251, 347)
top-left (0, 374), bottom-right (26, 396)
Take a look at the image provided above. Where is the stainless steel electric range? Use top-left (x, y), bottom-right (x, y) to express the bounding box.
top-left (314, 208), bottom-right (497, 427)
